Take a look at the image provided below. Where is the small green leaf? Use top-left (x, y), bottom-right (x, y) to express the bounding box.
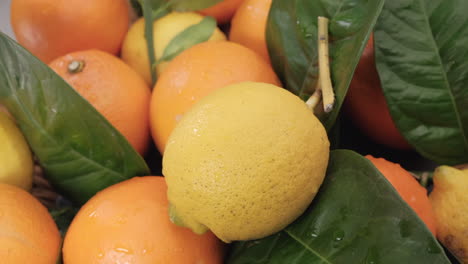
top-left (266, 0), bottom-right (384, 131)
top-left (50, 206), bottom-right (78, 236)
top-left (374, 0), bottom-right (468, 165)
top-left (152, 5), bottom-right (170, 21)
top-left (158, 16), bottom-right (217, 63)
top-left (226, 150), bottom-right (450, 264)
top-left (0, 33), bottom-right (150, 204)
top-left (140, 0), bottom-right (161, 86)
top-left (169, 0), bottom-right (223, 12)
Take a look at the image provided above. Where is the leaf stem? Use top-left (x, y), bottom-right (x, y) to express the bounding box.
top-left (318, 16), bottom-right (335, 113)
top-left (141, 0), bottom-right (158, 87)
top-left (306, 80), bottom-right (322, 111)
top-left (420, 172), bottom-right (430, 188)
top-left (67, 60), bottom-right (85, 74)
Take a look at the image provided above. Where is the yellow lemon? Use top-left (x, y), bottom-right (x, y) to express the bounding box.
top-left (429, 166), bottom-right (468, 262)
top-left (0, 111), bottom-right (33, 190)
top-left (163, 82), bottom-right (330, 242)
top-left (121, 12), bottom-right (226, 84)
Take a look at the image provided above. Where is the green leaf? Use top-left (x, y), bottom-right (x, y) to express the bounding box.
top-left (138, 0), bottom-right (168, 14)
top-left (0, 33), bottom-right (150, 204)
top-left (374, 0), bottom-right (468, 165)
top-left (169, 0), bottom-right (223, 12)
top-left (266, 0), bottom-right (384, 131)
top-left (140, 0), bottom-right (161, 86)
top-left (158, 16), bottom-right (217, 63)
top-left (226, 150), bottom-right (450, 264)
top-left (50, 206), bottom-right (78, 236)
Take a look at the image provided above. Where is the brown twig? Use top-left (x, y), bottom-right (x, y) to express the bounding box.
top-left (305, 16), bottom-right (335, 114)
top-left (31, 163), bottom-right (58, 209)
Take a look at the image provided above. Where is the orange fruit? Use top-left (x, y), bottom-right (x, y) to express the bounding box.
top-left (199, 0), bottom-right (245, 24)
top-left (49, 50), bottom-right (151, 155)
top-left (63, 176), bottom-right (224, 264)
top-left (344, 35), bottom-right (411, 150)
top-left (0, 183), bottom-right (61, 264)
top-left (366, 155), bottom-right (437, 236)
top-left (11, 0), bottom-right (129, 63)
top-left (230, 0), bottom-right (272, 63)
top-left (150, 41), bottom-right (281, 153)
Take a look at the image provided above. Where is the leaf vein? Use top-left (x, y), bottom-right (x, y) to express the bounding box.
top-left (417, 0), bottom-right (468, 153)
top-left (283, 229), bottom-right (333, 264)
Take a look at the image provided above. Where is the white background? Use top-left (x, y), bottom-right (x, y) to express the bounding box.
top-left (0, 0), bottom-right (14, 39)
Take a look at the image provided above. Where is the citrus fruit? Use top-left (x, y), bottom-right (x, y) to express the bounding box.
top-left (150, 41), bottom-right (281, 153)
top-left (366, 155), bottom-right (437, 235)
top-left (0, 111), bottom-right (33, 190)
top-left (121, 12), bottom-right (226, 85)
top-left (63, 176), bottom-right (224, 264)
top-left (199, 0), bottom-right (245, 24)
top-left (429, 166), bottom-right (468, 262)
top-left (0, 183), bottom-right (61, 264)
top-left (344, 35), bottom-right (411, 150)
top-left (229, 0), bottom-right (272, 63)
top-left (49, 50), bottom-right (151, 155)
top-left (163, 82), bottom-right (330, 242)
top-left (10, 0), bottom-right (130, 63)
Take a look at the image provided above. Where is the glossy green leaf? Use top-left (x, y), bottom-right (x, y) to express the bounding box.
top-left (266, 0), bottom-right (384, 130)
top-left (158, 16), bottom-right (216, 63)
top-left (0, 33), bottom-right (150, 204)
top-left (169, 0), bottom-right (223, 12)
top-left (226, 150), bottom-right (450, 264)
top-left (374, 0), bottom-right (468, 165)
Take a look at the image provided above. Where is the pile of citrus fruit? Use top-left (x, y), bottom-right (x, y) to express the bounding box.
top-left (0, 0), bottom-right (466, 263)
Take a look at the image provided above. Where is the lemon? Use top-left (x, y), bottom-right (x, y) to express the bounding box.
top-left (163, 82), bottom-right (330, 242)
top-left (121, 12), bottom-right (226, 84)
top-left (0, 111), bottom-right (34, 190)
top-left (429, 166), bottom-right (468, 262)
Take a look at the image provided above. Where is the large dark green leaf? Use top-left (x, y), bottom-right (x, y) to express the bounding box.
top-left (226, 150), bottom-right (450, 264)
top-left (374, 0), bottom-right (468, 165)
top-left (0, 33), bottom-right (150, 204)
top-left (266, 0), bottom-right (384, 130)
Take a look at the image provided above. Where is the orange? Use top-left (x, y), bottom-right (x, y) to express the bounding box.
top-left (199, 0), bottom-right (245, 24)
top-left (62, 176), bottom-right (224, 264)
top-left (11, 0), bottom-right (129, 63)
top-left (0, 183), bottom-right (61, 264)
top-left (230, 0), bottom-right (272, 63)
top-left (366, 155), bottom-right (437, 236)
top-left (344, 35), bottom-right (411, 150)
top-left (49, 50), bottom-right (151, 155)
top-left (150, 41), bottom-right (281, 153)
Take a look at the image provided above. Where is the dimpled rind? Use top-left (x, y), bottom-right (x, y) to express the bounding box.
top-left (163, 82), bottom-right (330, 242)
